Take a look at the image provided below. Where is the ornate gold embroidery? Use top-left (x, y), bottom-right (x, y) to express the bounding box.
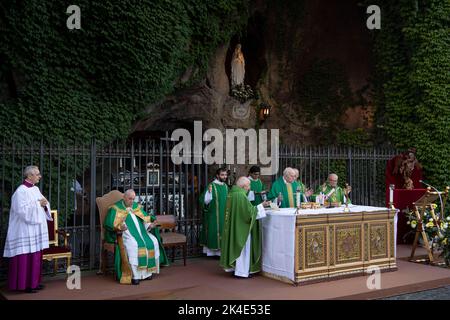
top-left (117, 235), bottom-right (132, 285)
top-left (112, 205), bottom-right (128, 231)
top-left (138, 248), bottom-right (147, 257)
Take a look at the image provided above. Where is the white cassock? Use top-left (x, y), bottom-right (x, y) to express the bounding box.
top-left (203, 179), bottom-right (224, 257)
top-left (225, 204), bottom-right (266, 278)
top-left (4, 184), bottom-right (52, 258)
top-left (122, 211), bottom-right (160, 280)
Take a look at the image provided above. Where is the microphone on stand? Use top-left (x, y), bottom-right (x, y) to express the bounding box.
top-left (419, 180), bottom-right (443, 218)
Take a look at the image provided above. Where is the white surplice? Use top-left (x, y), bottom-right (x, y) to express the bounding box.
top-left (3, 184), bottom-right (52, 258)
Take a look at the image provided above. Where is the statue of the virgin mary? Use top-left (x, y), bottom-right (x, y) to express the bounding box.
top-left (231, 44), bottom-right (245, 88)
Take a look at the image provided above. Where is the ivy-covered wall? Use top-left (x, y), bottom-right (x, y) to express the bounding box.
top-left (0, 0), bottom-right (448, 187)
top-left (370, 0), bottom-right (450, 187)
top-left (0, 0), bottom-right (249, 144)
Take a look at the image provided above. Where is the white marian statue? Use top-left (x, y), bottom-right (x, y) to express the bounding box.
top-left (231, 44), bottom-right (245, 88)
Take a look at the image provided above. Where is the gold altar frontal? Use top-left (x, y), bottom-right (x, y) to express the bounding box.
top-left (261, 207), bottom-right (397, 285)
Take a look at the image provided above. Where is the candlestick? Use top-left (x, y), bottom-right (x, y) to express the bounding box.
top-left (389, 184), bottom-right (395, 210)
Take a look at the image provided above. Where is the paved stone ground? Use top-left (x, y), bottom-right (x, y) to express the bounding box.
top-left (382, 285), bottom-right (450, 300)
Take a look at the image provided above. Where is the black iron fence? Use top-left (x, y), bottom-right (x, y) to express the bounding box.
top-left (0, 138), bottom-right (397, 280)
top-left (276, 145), bottom-right (398, 206)
top-left (0, 136), bottom-right (209, 279)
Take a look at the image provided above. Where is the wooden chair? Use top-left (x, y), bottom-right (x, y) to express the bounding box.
top-left (42, 210), bottom-right (72, 275)
top-left (155, 214), bottom-right (187, 266)
top-left (96, 190), bottom-right (124, 276)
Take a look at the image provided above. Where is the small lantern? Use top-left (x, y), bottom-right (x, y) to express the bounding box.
top-left (259, 103), bottom-right (271, 122)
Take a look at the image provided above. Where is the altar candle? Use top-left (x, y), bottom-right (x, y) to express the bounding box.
top-left (389, 184), bottom-right (394, 203)
top-left (119, 158), bottom-right (122, 168)
top-left (296, 192), bottom-right (301, 207)
top-left (133, 158), bottom-right (136, 168)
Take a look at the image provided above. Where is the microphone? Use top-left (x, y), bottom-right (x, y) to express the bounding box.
top-left (419, 180), bottom-right (444, 218)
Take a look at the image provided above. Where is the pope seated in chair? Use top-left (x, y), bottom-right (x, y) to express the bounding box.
top-left (104, 189), bottom-right (169, 285)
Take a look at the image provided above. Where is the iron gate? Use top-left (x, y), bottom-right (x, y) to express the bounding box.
top-left (0, 138), bottom-right (397, 279)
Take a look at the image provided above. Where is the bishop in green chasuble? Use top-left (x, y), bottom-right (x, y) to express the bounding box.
top-left (199, 168), bottom-right (229, 256)
top-left (220, 177), bottom-right (267, 278)
top-left (104, 190), bottom-right (169, 285)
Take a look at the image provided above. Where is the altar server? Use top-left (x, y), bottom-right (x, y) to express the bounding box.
top-left (4, 166), bottom-right (52, 293)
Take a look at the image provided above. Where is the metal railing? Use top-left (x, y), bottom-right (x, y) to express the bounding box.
top-left (275, 145), bottom-right (398, 206)
top-left (0, 138), bottom-right (396, 279)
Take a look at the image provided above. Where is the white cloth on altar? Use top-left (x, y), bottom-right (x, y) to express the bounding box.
top-left (122, 212), bottom-right (160, 280)
top-left (225, 204), bottom-right (266, 278)
top-left (261, 205), bottom-right (398, 281)
top-left (3, 184), bottom-right (52, 258)
top-left (261, 210), bottom-right (297, 281)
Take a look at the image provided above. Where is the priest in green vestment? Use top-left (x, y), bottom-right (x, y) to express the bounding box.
top-left (220, 177), bottom-right (269, 278)
top-left (292, 168), bottom-right (313, 201)
top-left (312, 173), bottom-right (352, 205)
top-left (267, 167), bottom-right (301, 208)
top-left (104, 189), bottom-right (169, 285)
top-left (199, 167), bottom-right (229, 256)
top-left (247, 166), bottom-right (267, 206)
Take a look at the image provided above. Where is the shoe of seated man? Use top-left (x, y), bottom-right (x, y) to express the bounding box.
top-left (34, 284), bottom-right (45, 290)
top-left (144, 274), bottom-right (153, 281)
top-left (131, 279), bottom-right (140, 285)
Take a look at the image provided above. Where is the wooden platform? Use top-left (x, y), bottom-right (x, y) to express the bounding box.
top-left (2, 245), bottom-right (450, 300)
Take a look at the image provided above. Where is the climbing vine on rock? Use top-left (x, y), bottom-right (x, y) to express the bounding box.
top-left (0, 0), bottom-right (249, 145)
top-left (369, 0), bottom-right (450, 187)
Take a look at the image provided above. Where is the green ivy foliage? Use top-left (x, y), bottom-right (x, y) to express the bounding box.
top-left (0, 0), bottom-right (249, 145)
top-left (297, 58), bottom-right (354, 143)
top-left (336, 128), bottom-right (373, 148)
top-left (370, 0), bottom-right (450, 187)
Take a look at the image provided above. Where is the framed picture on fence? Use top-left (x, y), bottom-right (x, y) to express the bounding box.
top-left (146, 169), bottom-right (160, 187)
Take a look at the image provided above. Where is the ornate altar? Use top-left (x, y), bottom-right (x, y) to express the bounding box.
top-left (261, 206), bottom-right (398, 285)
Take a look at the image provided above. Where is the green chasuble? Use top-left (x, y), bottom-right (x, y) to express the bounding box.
top-left (199, 181), bottom-right (229, 250)
top-left (312, 182), bottom-right (351, 204)
top-left (267, 176), bottom-right (300, 208)
top-left (220, 186), bottom-right (262, 273)
top-left (296, 180), bottom-right (307, 193)
top-left (249, 178), bottom-right (266, 206)
top-left (104, 200), bottom-right (169, 285)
